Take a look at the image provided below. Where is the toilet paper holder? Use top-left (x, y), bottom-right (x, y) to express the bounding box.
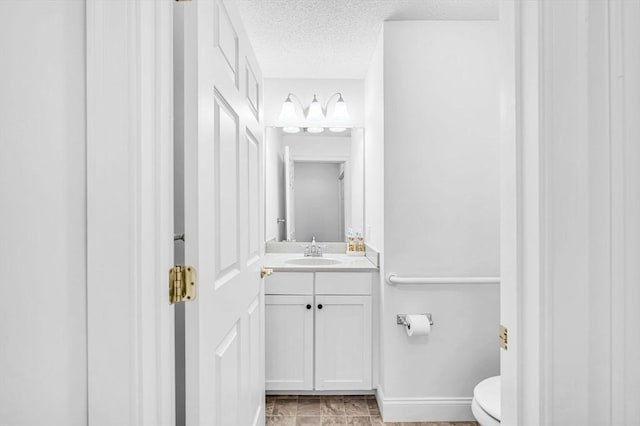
top-left (397, 313), bottom-right (434, 327)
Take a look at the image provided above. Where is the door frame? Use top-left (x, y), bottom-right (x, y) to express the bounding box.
top-left (500, 0), bottom-right (640, 424)
top-left (499, 1), bottom-right (527, 424)
top-left (500, 1), bottom-right (557, 422)
top-left (86, 1), bottom-right (175, 424)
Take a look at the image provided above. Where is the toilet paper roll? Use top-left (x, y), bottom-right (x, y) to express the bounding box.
top-left (405, 314), bottom-right (431, 337)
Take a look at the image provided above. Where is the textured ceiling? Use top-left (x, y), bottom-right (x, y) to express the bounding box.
top-left (235, 0), bottom-right (499, 79)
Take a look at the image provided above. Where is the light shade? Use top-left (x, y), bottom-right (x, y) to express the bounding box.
top-left (306, 95), bottom-right (324, 121)
top-left (306, 127), bottom-right (324, 134)
top-left (279, 95), bottom-right (298, 122)
top-left (283, 126), bottom-right (300, 134)
top-left (332, 94), bottom-right (350, 122)
top-left (329, 127), bottom-right (347, 133)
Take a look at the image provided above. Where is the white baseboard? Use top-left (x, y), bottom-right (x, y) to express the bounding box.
top-left (376, 386), bottom-right (475, 422)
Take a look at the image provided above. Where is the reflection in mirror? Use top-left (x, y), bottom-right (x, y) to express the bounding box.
top-left (265, 127), bottom-right (364, 243)
top-left (292, 159), bottom-right (344, 241)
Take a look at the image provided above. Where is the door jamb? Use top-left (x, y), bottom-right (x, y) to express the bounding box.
top-left (86, 1), bottom-right (175, 424)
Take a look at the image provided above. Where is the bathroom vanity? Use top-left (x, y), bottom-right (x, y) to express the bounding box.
top-left (263, 253), bottom-right (377, 392)
top-left (263, 126), bottom-right (377, 393)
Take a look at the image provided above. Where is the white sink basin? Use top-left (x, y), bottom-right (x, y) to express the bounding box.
top-left (285, 257), bottom-right (343, 266)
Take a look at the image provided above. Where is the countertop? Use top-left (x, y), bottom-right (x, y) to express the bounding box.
top-left (263, 253), bottom-right (378, 272)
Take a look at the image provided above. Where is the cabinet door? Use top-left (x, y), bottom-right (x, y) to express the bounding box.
top-left (265, 295), bottom-right (314, 390)
top-left (315, 295), bottom-right (372, 390)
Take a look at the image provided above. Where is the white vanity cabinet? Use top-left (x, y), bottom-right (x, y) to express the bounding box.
top-left (314, 294), bottom-right (372, 390)
top-left (265, 271), bottom-right (373, 392)
top-left (265, 273), bottom-right (314, 390)
top-left (265, 295), bottom-right (314, 390)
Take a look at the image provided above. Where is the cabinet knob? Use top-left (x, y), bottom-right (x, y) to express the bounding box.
top-left (306, 304), bottom-right (312, 310)
top-left (317, 304), bottom-right (323, 310)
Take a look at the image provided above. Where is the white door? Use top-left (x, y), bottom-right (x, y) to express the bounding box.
top-left (176, 0), bottom-right (265, 424)
top-left (265, 295), bottom-right (314, 391)
top-left (284, 146), bottom-right (295, 241)
top-left (315, 295), bottom-right (372, 390)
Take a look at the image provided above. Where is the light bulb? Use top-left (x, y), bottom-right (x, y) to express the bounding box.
top-left (279, 95), bottom-right (298, 122)
top-left (306, 127), bottom-right (324, 134)
top-left (282, 126), bottom-right (300, 134)
top-left (329, 127), bottom-right (347, 133)
top-left (306, 95), bottom-right (324, 121)
top-left (332, 94), bottom-right (350, 122)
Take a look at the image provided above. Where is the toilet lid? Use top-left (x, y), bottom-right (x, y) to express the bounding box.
top-left (474, 376), bottom-right (501, 421)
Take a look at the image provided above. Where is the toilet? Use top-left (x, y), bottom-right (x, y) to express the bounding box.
top-left (471, 376), bottom-right (501, 426)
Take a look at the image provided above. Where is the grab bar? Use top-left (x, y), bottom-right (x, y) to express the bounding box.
top-left (386, 273), bottom-right (500, 285)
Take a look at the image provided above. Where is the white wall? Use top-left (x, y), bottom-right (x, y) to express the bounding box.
top-left (364, 31), bottom-right (385, 251)
top-left (264, 78), bottom-right (365, 128)
top-left (350, 128), bottom-right (365, 237)
top-left (0, 2), bottom-right (87, 425)
top-left (366, 21), bottom-right (500, 421)
top-left (364, 27), bottom-right (386, 400)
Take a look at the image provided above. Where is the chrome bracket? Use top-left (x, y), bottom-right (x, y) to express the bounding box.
top-left (397, 313), bottom-right (434, 326)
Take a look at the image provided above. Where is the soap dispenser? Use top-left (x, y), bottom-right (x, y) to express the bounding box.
top-left (356, 232), bottom-right (365, 252)
top-left (346, 228), bottom-right (355, 253)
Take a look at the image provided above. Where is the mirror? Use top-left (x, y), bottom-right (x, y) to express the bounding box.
top-left (265, 127), bottom-right (364, 243)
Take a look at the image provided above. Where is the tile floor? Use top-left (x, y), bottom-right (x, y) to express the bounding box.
top-left (265, 395), bottom-right (479, 426)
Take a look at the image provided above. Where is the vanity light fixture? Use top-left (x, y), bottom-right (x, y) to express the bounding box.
top-left (279, 94), bottom-right (298, 122)
top-left (331, 93), bottom-right (350, 122)
top-left (306, 95), bottom-right (324, 121)
top-left (278, 92), bottom-right (351, 124)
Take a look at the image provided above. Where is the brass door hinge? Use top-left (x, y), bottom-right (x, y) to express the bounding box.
top-left (169, 265), bottom-right (196, 304)
top-left (499, 324), bottom-right (508, 350)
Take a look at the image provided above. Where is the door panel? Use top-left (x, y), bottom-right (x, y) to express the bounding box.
top-left (215, 91), bottom-right (240, 281)
top-left (246, 296), bottom-right (263, 425)
top-left (178, 0), bottom-right (265, 424)
top-left (215, 324), bottom-right (241, 425)
top-left (246, 64), bottom-right (259, 119)
top-left (214, 0), bottom-right (238, 86)
top-left (247, 130), bottom-right (261, 261)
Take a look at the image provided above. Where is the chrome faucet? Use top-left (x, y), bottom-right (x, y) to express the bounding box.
top-left (304, 237), bottom-right (323, 257)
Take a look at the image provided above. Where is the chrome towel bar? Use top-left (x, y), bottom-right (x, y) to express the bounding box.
top-left (386, 273), bottom-right (500, 285)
